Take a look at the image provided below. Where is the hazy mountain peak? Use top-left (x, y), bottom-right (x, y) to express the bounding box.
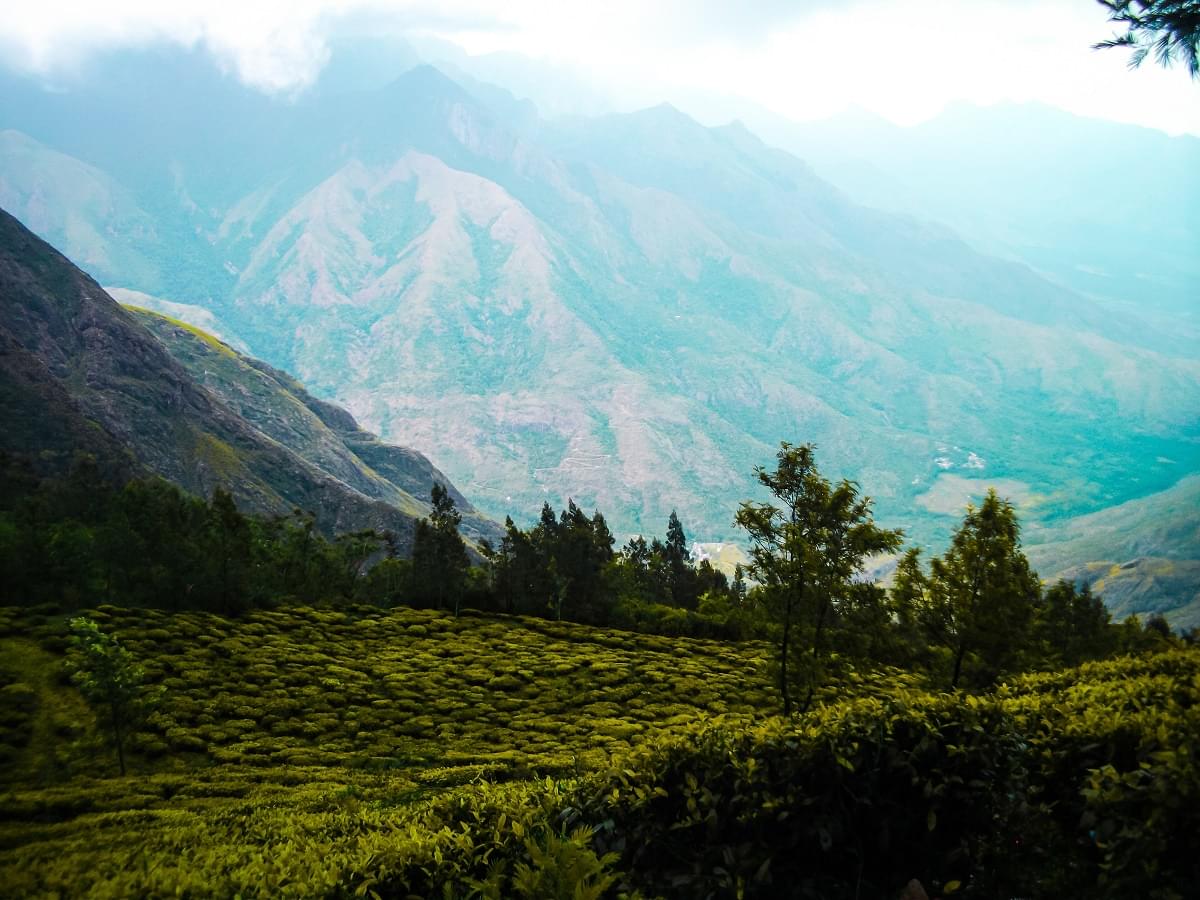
top-left (382, 63), bottom-right (471, 103)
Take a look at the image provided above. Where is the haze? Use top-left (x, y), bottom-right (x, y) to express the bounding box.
top-left (1, 0), bottom-right (1198, 135)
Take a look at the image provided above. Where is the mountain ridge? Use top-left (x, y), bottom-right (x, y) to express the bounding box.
top-left (0, 207), bottom-right (495, 548)
top-left (1, 53), bottom-right (1196, 619)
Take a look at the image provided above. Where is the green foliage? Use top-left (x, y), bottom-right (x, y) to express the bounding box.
top-left (997, 649), bottom-right (1200, 899)
top-left (572, 695), bottom-right (1031, 898)
top-left (0, 456), bottom-right (382, 615)
top-left (566, 648), bottom-right (1200, 899)
top-left (736, 442), bottom-right (903, 715)
top-left (410, 483), bottom-right (470, 613)
top-left (0, 601), bottom-right (1196, 898)
top-left (483, 503), bottom-right (738, 630)
top-left (65, 617), bottom-right (159, 775)
top-left (1094, 0), bottom-right (1200, 77)
top-left (1035, 579), bottom-right (1118, 667)
top-left (923, 489), bottom-right (1042, 689)
top-left (477, 827), bottom-right (621, 900)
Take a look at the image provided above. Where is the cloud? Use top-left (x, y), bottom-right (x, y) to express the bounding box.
top-left (0, 1), bottom-right (516, 92)
top-left (0, 0), bottom-right (857, 92)
top-left (0, 0), bottom-right (1195, 134)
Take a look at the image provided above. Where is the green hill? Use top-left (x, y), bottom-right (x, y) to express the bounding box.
top-left (0, 603), bottom-right (1196, 898)
top-left (1025, 475), bottom-right (1200, 629)
top-left (0, 604), bottom-right (776, 784)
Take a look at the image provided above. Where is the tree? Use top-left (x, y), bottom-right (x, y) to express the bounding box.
top-left (66, 617), bottom-right (159, 776)
top-left (925, 490), bottom-right (1042, 689)
top-left (663, 511), bottom-right (699, 609)
top-left (543, 501), bottom-right (615, 622)
top-left (886, 547), bottom-right (935, 669)
top-left (204, 487), bottom-right (253, 614)
top-left (1036, 579), bottom-right (1116, 667)
top-left (411, 484), bottom-right (469, 614)
top-left (1093, 1), bottom-right (1200, 77)
top-left (735, 443), bottom-right (902, 716)
top-left (331, 529), bottom-right (381, 601)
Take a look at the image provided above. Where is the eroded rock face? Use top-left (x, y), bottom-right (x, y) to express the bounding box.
top-left (0, 207), bottom-right (497, 550)
top-left (2, 59), bottom-right (1197, 620)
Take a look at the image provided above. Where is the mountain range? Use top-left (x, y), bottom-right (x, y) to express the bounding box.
top-left (1, 45), bottom-right (1196, 621)
top-left (0, 207), bottom-right (494, 548)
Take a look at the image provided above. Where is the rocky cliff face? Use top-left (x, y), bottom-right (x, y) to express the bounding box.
top-left (0, 207), bottom-right (495, 548)
top-left (1, 55), bottom-right (1197, 621)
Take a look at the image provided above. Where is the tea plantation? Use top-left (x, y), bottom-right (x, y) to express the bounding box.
top-left (0, 604), bottom-right (1196, 898)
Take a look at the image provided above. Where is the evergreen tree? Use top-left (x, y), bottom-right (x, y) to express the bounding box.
top-left (731, 564), bottom-right (748, 602)
top-left (532, 502), bottom-right (565, 618)
top-left (888, 547), bottom-right (933, 668)
top-left (412, 484), bottom-right (469, 614)
top-left (647, 538), bottom-right (672, 606)
top-left (1094, 0), bottom-right (1200, 77)
top-left (205, 487), bottom-right (253, 615)
top-left (1036, 579), bottom-right (1116, 667)
top-left (925, 490), bottom-right (1041, 689)
top-left (664, 511), bottom-right (698, 609)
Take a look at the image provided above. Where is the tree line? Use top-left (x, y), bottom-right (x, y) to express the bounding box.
top-left (1, 445), bottom-right (1186, 715)
top-left (734, 442), bottom-right (1176, 714)
top-left (0, 453), bottom-right (383, 614)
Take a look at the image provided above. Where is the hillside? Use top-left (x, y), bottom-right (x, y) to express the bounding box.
top-left (0, 58), bottom-right (1195, 561)
top-left (129, 306), bottom-right (496, 543)
top-left (0, 603), bottom-right (1195, 897)
top-left (0, 604), bottom-right (775, 784)
top-left (0, 208), bottom-right (492, 547)
top-left (1025, 475), bottom-right (1200, 629)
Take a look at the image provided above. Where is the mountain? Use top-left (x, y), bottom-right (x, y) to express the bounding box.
top-left (695, 101), bottom-right (1200, 357)
top-left (129, 304), bottom-right (494, 541)
top-left (0, 129), bottom-right (163, 291)
top-left (107, 288), bottom-right (250, 353)
top-left (0, 52), bottom-right (1197, 619)
top-left (1025, 475), bottom-right (1200, 629)
top-left (0, 207), bottom-right (493, 547)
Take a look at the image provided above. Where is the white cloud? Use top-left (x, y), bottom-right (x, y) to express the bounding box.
top-left (0, 0), bottom-right (1196, 133)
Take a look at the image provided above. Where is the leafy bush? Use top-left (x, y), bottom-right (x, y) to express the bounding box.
top-left (0, 605), bottom-right (1195, 898)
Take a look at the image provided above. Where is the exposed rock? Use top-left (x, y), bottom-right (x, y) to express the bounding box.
top-left (0, 207), bottom-right (497, 550)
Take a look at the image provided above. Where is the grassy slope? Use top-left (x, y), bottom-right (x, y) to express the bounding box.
top-left (0, 603), bottom-right (774, 895)
top-left (0, 604), bottom-right (775, 778)
top-left (1024, 475), bottom-right (1200, 629)
top-left (0, 605), bottom-right (1195, 898)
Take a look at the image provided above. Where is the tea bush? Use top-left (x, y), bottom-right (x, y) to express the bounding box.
top-left (0, 606), bottom-right (1195, 898)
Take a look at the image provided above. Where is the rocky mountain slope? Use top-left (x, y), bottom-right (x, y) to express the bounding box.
top-left (1, 52), bottom-right (1196, 617)
top-left (0, 208), bottom-right (492, 547)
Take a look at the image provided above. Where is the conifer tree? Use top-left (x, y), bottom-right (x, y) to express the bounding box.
top-left (1094, 0), bottom-right (1200, 77)
top-left (206, 487), bottom-right (252, 614)
top-left (664, 511), bottom-right (698, 609)
top-left (432, 483), bottom-right (469, 614)
top-left (411, 484), bottom-right (469, 613)
top-left (1037, 580), bottom-right (1116, 666)
top-left (926, 490), bottom-right (1041, 689)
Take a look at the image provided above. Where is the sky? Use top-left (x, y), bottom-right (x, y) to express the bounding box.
top-left (0, 0), bottom-right (1197, 135)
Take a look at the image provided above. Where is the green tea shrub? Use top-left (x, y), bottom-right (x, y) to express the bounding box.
top-left (569, 693), bottom-right (1031, 899)
top-left (1, 604), bottom-right (1194, 898)
top-left (999, 649), bottom-right (1200, 899)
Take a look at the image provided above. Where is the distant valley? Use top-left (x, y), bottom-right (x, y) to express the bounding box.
top-left (1, 46), bottom-right (1196, 621)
